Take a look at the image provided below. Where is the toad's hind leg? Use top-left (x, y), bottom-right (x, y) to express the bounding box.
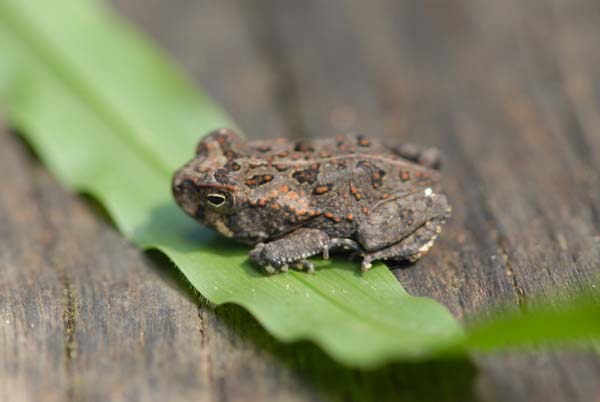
top-left (360, 217), bottom-right (445, 271)
top-left (357, 191), bottom-right (450, 252)
top-left (356, 190), bottom-right (451, 271)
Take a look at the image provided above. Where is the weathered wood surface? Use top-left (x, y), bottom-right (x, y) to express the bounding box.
top-left (1, 0), bottom-right (600, 401)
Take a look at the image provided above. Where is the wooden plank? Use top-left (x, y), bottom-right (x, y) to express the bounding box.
top-left (2, 0), bottom-right (600, 401)
top-left (0, 129), bottom-right (67, 402)
top-left (239, 1), bottom-right (387, 139)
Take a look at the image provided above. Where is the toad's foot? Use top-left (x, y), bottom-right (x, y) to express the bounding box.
top-left (249, 229), bottom-right (362, 274)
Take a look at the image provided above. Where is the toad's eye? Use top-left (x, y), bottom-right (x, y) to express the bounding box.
top-left (206, 193), bottom-right (226, 208)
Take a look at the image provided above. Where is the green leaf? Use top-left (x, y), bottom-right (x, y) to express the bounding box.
top-left (1, 0), bottom-right (599, 369)
top-left (463, 294), bottom-right (600, 352)
top-left (0, 0), bottom-right (464, 368)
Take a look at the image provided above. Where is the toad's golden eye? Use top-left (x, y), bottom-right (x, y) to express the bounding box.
top-left (206, 193), bottom-right (226, 208)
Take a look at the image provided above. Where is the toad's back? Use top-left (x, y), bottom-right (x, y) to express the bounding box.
top-left (235, 134), bottom-right (442, 239)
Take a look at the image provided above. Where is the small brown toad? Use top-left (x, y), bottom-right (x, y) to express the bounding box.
top-left (172, 128), bottom-right (451, 274)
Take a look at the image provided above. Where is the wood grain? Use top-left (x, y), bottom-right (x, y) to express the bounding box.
top-left (1, 0), bottom-right (599, 401)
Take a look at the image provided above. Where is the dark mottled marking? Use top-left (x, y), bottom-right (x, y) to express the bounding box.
top-left (224, 150), bottom-right (238, 160)
top-left (357, 135), bottom-right (370, 147)
top-left (294, 140), bottom-right (314, 152)
top-left (357, 160), bottom-right (386, 188)
top-left (195, 142), bottom-right (209, 157)
top-left (292, 166), bottom-right (320, 185)
top-left (400, 208), bottom-right (415, 226)
top-left (245, 174), bottom-right (274, 188)
top-left (225, 160), bottom-right (241, 171)
top-left (274, 164), bottom-right (289, 172)
top-left (213, 168), bottom-right (231, 184)
top-left (210, 132), bottom-right (240, 161)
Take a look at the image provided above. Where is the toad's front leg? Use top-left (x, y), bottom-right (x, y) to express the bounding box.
top-left (249, 228), bottom-right (361, 274)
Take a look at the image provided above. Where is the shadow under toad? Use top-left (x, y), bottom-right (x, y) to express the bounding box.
top-left (136, 202), bottom-right (480, 402)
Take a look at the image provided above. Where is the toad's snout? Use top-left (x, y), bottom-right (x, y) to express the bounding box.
top-left (172, 170), bottom-right (202, 218)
